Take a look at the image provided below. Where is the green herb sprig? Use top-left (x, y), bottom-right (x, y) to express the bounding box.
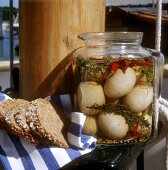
top-left (76, 56), bottom-right (113, 80)
top-left (88, 103), bottom-right (150, 129)
top-left (139, 66), bottom-right (154, 85)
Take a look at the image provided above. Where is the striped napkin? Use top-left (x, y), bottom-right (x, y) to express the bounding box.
top-left (0, 92), bottom-right (96, 170)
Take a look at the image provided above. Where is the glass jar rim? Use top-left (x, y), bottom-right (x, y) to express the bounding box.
top-left (78, 32), bottom-right (143, 45)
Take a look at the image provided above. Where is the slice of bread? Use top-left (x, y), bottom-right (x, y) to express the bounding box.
top-left (25, 98), bottom-right (69, 148)
top-left (5, 99), bottom-right (39, 145)
top-left (0, 99), bottom-right (18, 129)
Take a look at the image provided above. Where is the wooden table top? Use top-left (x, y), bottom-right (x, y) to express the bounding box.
top-left (119, 7), bottom-right (168, 26)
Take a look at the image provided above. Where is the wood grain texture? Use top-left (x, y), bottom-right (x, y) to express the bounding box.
top-left (19, 0), bottom-right (105, 100)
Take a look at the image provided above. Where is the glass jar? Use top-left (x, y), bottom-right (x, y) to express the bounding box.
top-left (72, 32), bottom-right (164, 145)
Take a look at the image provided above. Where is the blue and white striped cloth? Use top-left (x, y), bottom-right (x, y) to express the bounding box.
top-left (0, 92), bottom-right (96, 170)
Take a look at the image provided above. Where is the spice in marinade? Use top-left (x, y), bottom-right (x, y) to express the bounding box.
top-left (76, 56), bottom-right (154, 83)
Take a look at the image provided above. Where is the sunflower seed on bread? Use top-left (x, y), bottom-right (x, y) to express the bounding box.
top-left (5, 99), bottom-right (39, 145)
top-left (25, 98), bottom-right (69, 148)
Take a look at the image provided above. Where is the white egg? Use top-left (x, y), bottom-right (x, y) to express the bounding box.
top-left (104, 67), bottom-right (136, 99)
top-left (98, 112), bottom-right (129, 139)
top-left (82, 116), bottom-right (99, 136)
top-left (77, 81), bottom-right (105, 115)
top-left (123, 85), bottom-right (153, 113)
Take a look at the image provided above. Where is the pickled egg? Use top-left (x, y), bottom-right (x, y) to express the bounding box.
top-left (77, 81), bottom-right (105, 115)
top-left (104, 67), bottom-right (136, 98)
top-left (123, 85), bottom-right (153, 113)
top-left (98, 112), bottom-right (129, 139)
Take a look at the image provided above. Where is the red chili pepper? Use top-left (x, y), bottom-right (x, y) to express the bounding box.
top-left (110, 58), bottom-right (152, 74)
top-left (130, 127), bottom-right (137, 136)
top-left (111, 59), bottom-right (129, 73)
top-left (127, 125), bottom-right (139, 138)
top-left (111, 63), bottom-right (119, 73)
top-left (122, 59), bottom-right (129, 73)
top-left (124, 59), bottom-right (129, 68)
top-left (103, 69), bottom-right (110, 78)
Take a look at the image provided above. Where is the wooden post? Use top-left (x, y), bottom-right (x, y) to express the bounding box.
top-left (19, 0), bottom-right (105, 100)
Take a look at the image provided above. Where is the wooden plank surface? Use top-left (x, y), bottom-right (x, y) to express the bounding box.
top-left (19, 0), bottom-right (105, 100)
top-left (129, 11), bottom-right (168, 26)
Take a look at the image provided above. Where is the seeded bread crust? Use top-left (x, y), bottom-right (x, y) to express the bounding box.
top-left (0, 99), bottom-right (18, 129)
top-left (14, 103), bottom-right (37, 134)
top-left (5, 99), bottom-right (39, 145)
top-left (25, 98), bottom-right (69, 148)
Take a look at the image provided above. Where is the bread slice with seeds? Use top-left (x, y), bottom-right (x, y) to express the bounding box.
top-left (14, 102), bottom-right (40, 145)
top-left (25, 98), bottom-right (69, 148)
top-left (5, 99), bottom-right (39, 145)
top-left (0, 99), bottom-right (19, 129)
